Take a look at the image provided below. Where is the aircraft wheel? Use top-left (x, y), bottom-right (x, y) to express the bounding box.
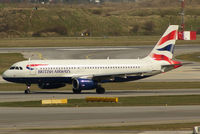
top-left (73, 88), bottom-right (81, 94)
top-left (24, 89), bottom-right (30, 94)
top-left (96, 87), bottom-right (105, 94)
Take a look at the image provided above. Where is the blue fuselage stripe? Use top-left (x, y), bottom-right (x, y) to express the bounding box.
top-left (3, 75), bottom-right (151, 84)
top-left (3, 77), bottom-right (72, 84)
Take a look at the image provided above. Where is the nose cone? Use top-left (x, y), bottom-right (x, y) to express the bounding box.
top-left (2, 70), bottom-right (10, 80)
top-left (2, 70), bottom-right (14, 83)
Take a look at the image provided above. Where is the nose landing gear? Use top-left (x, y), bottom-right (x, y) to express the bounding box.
top-left (25, 83), bottom-right (31, 94)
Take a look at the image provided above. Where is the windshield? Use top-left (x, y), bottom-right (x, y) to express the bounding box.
top-left (9, 66), bottom-right (15, 70)
top-left (9, 66), bottom-right (23, 70)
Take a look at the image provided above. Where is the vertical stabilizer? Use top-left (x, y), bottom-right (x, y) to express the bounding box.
top-left (148, 25), bottom-right (179, 60)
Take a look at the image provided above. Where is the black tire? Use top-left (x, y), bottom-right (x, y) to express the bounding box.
top-left (73, 88), bottom-right (81, 94)
top-left (24, 89), bottom-right (30, 94)
top-left (96, 87), bottom-right (105, 94)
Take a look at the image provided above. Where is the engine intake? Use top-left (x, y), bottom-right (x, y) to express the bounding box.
top-left (38, 83), bottom-right (66, 89)
top-left (72, 78), bottom-right (97, 90)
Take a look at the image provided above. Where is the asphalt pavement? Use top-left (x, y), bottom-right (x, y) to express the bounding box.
top-left (0, 106), bottom-right (199, 133)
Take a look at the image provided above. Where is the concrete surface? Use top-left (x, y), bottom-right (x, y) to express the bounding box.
top-left (0, 106), bottom-right (199, 133)
top-left (0, 89), bottom-right (200, 102)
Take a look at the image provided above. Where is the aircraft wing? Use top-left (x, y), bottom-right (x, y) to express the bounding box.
top-left (71, 62), bottom-right (191, 81)
top-left (72, 71), bottom-right (156, 82)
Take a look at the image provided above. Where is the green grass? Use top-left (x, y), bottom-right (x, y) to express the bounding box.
top-left (0, 36), bottom-right (199, 47)
top-left (1, 82), bottom-right (200, 91)
top-left (0, 53), bottom-right (25, 74)
top-left (25, 122), bottom-right (200, 131)
top-left (0, 36), bottom-right (158, 47)
top-left (0, 2), bottom-right (200, 38)
top-left (176, 52), bottom-right (200, 63)
top-left (1, 95), bottom-right (200, 107)
top-left (0, 2), bottom-right (200, 46)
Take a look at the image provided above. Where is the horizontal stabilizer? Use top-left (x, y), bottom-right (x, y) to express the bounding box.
top-left (162, 62), bottom-right (192, 67)
top-left (161, 62), bottom-right (192, 72)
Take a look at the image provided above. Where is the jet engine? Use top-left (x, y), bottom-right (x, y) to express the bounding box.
top-left (72, 78), bottom-right (97, 90)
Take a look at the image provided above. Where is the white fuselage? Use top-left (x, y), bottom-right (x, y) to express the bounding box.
top-left (3, 57), bottom-right (164, 80)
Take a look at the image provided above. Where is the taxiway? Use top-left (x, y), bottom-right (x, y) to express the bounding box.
top-left (0, 89), bottom-right (200, 102)
top-left (0, 106), bottom-right (199, 133)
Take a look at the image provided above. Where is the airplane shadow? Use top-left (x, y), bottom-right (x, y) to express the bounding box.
top-left (31, 91), bottom-right (97, 95)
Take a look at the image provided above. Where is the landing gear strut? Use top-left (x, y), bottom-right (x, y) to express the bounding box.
top-left (25, 84), bottom-right (31, 94)
top-left (73, 88), bottom-right (81, 94)
top-left (96, 86), bottom-right (105, 94)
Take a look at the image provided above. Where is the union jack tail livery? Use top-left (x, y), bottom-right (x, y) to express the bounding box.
top-left (147, 25), bottom-right (182, 68)
top-left (149, 25), bottom-right (178, 59)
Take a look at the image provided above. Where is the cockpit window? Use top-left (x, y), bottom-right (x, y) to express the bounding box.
top-left (9, 66), bottom-right (23, 70)
top-left (10, 66), bottom-right (15, 70)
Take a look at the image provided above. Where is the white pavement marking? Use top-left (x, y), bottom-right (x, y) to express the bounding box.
top-left (56, 48), bottom-right (132, 51)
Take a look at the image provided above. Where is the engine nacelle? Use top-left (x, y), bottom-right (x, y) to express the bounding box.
top-left (38, 83), bottom-right (66, 89)
top-left (72, 78), bottom-right (97, 90)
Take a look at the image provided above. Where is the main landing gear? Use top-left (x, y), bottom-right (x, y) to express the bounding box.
top-left (72, 86), bottom-right (105, 94)
top-left (73, 88), bottom-right (82, 94)
top-left (96, 86), bottom-right (105, 94)
top-left (24, 84), bottom-right (31, 94)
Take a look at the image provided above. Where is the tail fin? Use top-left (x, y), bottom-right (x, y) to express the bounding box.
top-left (147, 25), bottom-right (182, 69)
top-left (148, 25), bottom-right (179, 60)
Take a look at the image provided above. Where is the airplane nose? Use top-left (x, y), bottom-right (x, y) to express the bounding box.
top-left (2, 70), bottom-right (16, 83)
top-left (2, 70), bottom-right (9, 79)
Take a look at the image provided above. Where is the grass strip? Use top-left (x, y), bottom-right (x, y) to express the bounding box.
top-left (176, 52), bottom-right (200, 63)
top-left (1, 82), bottom-right (200, 91)
top-left (0, 4), bottom-right (200, 38)
top-left (0, 36), bottom-right (199, 47)
top-left (0, 53), bottom-right (25, 74)
top-left (1, 95), bottom-right (200, 107)
top-left (24, 122), bottom-right (200, 131)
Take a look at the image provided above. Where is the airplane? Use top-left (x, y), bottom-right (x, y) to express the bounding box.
top-left (2, 25), bottom-right (183, 94)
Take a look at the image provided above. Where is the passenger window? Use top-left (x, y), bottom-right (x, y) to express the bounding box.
top-left (19, 67), bottom-right (23, 70)
top-left (15, 67), bottom-right (19, 70)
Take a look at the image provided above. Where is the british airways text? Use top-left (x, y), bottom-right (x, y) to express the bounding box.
top-left (38, 69), bottom-right (70, 74)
